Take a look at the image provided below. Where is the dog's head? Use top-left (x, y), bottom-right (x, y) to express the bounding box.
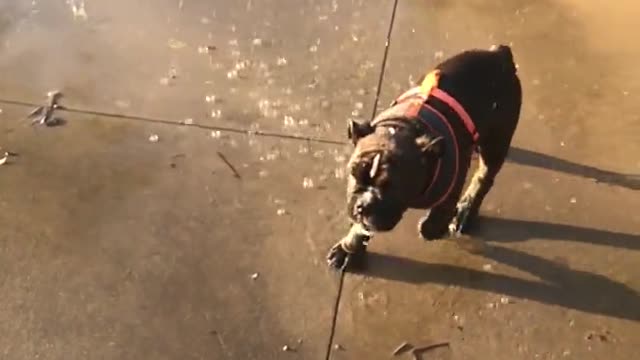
top-left (345, 119), bottom-right (444, 232)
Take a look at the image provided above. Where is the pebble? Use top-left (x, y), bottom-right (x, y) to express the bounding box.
top-left (302, 177), bottom-right (314, 189)
top-left (283, 115), bottom-right (296, 127)
top-left (227, 70), bottom-right (239, 79)
top-left (210, 109), bottom-right (222, 118)
top-left (500, 296), bottom-right (513, 304)
top-left (251, 273), bottom-right (259, 280)
top-left (148, 134), bottom-right (159, 143)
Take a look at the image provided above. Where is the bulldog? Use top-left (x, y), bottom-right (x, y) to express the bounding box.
top-left (327, 45), bottom-right (522, 270)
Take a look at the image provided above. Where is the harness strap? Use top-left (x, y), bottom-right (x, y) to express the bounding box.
top-left (394, 70), bottom-right (478, 143)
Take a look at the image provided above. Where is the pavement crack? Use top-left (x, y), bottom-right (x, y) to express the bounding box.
top-left (0, 98), bottom-right (346, 146)
top-left (324, 0), bottom-right (399, 359)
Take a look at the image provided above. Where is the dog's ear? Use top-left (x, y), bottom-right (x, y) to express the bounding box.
top-left (416, 135), bottom-right (445, 158)
top-left (347, 119), bottom-right (374, 145)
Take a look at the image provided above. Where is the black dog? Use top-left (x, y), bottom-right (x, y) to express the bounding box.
top-left (327, 45), bottom-right (522, 270)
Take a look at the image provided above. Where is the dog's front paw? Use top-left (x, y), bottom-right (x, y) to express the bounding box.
top-left (327, 242), bottom-right (350, 270)
top-left (418, 214), bottom-right (449, 240)
top-left (326, 241), bottom-right (368, 271)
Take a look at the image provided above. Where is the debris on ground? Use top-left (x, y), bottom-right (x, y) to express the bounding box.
top-left (250, 272), bottom-right (259, 280)
top-left (333, 344), bottom-right (344, 351)
top-left (276, 208), bottom-right (287, 216)
top-left (500, 296), bottom-right (514, 304)
top-left (0, 152), bottom-right (10, 166)
top-left (302, 177), bottom-right (314, 189)
top-left (198, 45), bottom-right (217, 54)
top-left (217, 152), bottom-right (241, 179)
top-left (69, 0), bottom-right (88, 21)
top-left (282, 345), bottom-right (294, 352)
top-left (27, 90), bottom-right (65, 126)
top-left (168, 38), bottom-right (187, 49)
top-left (392, 341), bottom-right (413, 356)
top-left (411, 342), bottom-right (450, 359)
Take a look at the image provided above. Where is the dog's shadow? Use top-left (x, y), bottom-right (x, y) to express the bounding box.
top-left (356, 218), bottom-right (640, 321)
top-left (508, 147), bottom-right (640, 190)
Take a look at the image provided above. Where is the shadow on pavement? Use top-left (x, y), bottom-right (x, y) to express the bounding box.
top-left (508, 147), bottom-right (640, 190)
top-left (359, 246), bottom-right (640, 321)
top-left (471, 216), bottom-right (640, 251)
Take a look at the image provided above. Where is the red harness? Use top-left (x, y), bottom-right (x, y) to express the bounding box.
top-left (373, 70), bottom-right (478, 208)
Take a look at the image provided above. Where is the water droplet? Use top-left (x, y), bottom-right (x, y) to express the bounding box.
top-left (210, 130), bottom-right (221, 138)
top-left (482, 264), bottom-right (493, 271)
top-left (283, 115), bottom-right (296, 127)
top-left (309, 45), bottom-right (318, 53)
top-left (276, 57), bottom-right (288, 66)
top-left (148, 134), bottom-right (159, 142)
top-left (251, 272), bottom-right (260, 280)
top-left (313, 150), bottom-right (324, 159)
top-left (355, 102), bottom-right (364, 110)
top-left (302, 177), bottom-right (315, 189)
top-left (434, 50), bottom-right (444, 60)
top-left (210, 109), bottom-right (222, 118)
top-left (298, 146), bottom-right (309, 154)
top-left (252, 38), bottom-right (263, 46)
top-left (500, 296), bottom-right (513, 304)
top-left (259, 170), bottom-right (268, 178)
top-left (205, 95), bottom-right (217, 103)
top-left (298, 118), bottom-right (309, 126)
top-left (276, 208), bottom-right (287, 216)
top-left (181, 118), bottom-right (194, 125)
top-left (334, 168), bottom-right (345, 179)
top-left (569, 197), bottom-right (577, 204)
top-left (227, 70), bottom-right (239, 79)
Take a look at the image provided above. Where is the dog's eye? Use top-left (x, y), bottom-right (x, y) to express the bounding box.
top-left (352, 162), bottom-right (371, 183)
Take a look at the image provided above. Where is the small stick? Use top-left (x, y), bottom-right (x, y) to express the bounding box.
top-left (217, 151), bottom-right (241, 179)
top-left (412, 342), bottom-right (450, 357)
top-left (392, 341), bottom-right (413, 356)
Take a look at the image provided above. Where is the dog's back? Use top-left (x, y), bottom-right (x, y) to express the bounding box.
top-left (435, 45), bottom-right (522, 138)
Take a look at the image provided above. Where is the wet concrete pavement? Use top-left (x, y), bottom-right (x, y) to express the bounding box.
top-left (1, 0), bottom-right (638, 359)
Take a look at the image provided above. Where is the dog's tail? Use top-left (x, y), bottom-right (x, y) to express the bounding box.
top-left (490, 44), bottom-right (517, 74)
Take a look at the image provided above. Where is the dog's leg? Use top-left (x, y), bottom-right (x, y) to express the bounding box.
top-left (450, 140), bottom-right (511, 234)
top-left (327, 223), bottom-right (371, 270)
top-left (418, 199), bottom-right (459, 240)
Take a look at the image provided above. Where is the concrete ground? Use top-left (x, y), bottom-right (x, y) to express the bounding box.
top-left (0, 0), bottom-right (638, 359)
